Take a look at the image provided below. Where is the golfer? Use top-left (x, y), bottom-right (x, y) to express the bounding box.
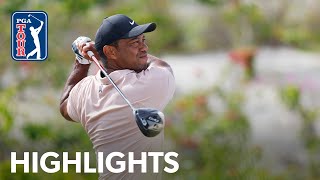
top-left (26, 20), bottom-right (43, 59)
top-left (60, 14), bottom-right (175, 180)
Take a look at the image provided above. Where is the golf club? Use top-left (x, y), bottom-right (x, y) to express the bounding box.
top-left (72, 38), bottom-right (165, 137)
top-left (28, 14), bottom-right (42, 23)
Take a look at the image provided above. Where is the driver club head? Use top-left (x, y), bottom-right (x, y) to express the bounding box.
top-left (134, 108), bottom-right (165, 137)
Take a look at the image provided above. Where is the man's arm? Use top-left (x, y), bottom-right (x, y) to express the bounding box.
top-left (59, 60), bottom-right (90, 121)
top-left (60, 40), bottom-right (99, 121)
top-left (35, 21), bottom-right (44, 33)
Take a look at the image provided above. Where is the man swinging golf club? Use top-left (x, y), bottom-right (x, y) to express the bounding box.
top-left (60, 14), bottom-right (175, 179)
top-left (26, 14), bottom-right (44, 59)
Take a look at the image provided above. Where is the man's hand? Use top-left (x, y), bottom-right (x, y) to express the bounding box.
top-left (72, 36), bottom-right (92, 64)
top-left (72, 36), bottom-right (100, 64)
top-left (79, 41), bottom-right (100, 60)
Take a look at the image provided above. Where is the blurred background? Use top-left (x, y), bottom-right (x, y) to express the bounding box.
top-left (1, 0), bottom-right (320, 179)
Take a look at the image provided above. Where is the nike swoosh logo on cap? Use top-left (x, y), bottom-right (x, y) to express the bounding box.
top-left (129, 20), bottom-right (134, 25)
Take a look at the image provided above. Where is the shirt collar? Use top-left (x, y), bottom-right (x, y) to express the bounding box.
top-left (95, 69), bottom-right (134, 85)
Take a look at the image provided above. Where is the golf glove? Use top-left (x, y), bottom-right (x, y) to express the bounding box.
top-left (72, 36), bottom-right (92, 64)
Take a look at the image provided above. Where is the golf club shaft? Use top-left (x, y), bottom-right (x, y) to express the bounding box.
top-left (29, 14), bottom-right (41, 22)
top-left (87, 51), bottom-right (135, 111)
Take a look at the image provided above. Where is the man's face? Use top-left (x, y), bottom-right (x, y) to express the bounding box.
top-left (114, 34), bottom-right (149, 72)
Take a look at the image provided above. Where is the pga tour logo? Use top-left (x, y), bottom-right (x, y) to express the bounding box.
top-left (11, 11), bottom-right (48, 61)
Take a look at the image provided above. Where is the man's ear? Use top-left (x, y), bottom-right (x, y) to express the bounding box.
top-left (103, 45), bottom-right (117, 59)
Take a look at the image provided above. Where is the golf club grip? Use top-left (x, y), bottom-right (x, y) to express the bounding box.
top-left (87, 51), bottom-right (105, 74)
top-left (87, 51), bottom-right (100, 68)
top-left (87, 51), bottom-right (94, 59)
top-left (87, 51), bottom-right (105, 76)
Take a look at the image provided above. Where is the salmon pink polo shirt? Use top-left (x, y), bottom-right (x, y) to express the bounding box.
top-left (67, 63), bottom-right (175, 180)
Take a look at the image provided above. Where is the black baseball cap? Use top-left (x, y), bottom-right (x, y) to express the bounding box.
top-left (95, 14), bottom-right (156, 51)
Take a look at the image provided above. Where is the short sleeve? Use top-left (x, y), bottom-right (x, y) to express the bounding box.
top-left (66, 82), bottom-right (83, 122)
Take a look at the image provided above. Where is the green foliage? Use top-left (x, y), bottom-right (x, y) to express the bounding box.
top-left (197, 1), bottom-right (320, 50)
top-left (21, 122), bottom-right (93, 152)
top-left (1, 0), bottom-right (27, 14)
top-left (23, 123), bottom-right (52, 141)
top-left (279, 84), bottom-right (320, 179)
top-left (198, 0), bottom-right (223, 6)
top-left (280, 84), bottom-right (300, 109)
top-left (0, 103), bottom-right (14, 133)
top-left (60, 0), bottom-right (94, 15)
top-left (59, 0), bottom-right (113, 16)
top-left (0, 159), bottom-right (98, 180)
top-left (223, 3), bottom-right (276, 47)
top-left (1, 0), bottom-right (320, 179)
top-left (0, 87), bottom-right (16, 133)
top-left (0, 122), bottom-right (97, 179)
top-left (164, 88), bottom-right (267, 179)
top-left (106, 0), bottom-right (182, 54)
